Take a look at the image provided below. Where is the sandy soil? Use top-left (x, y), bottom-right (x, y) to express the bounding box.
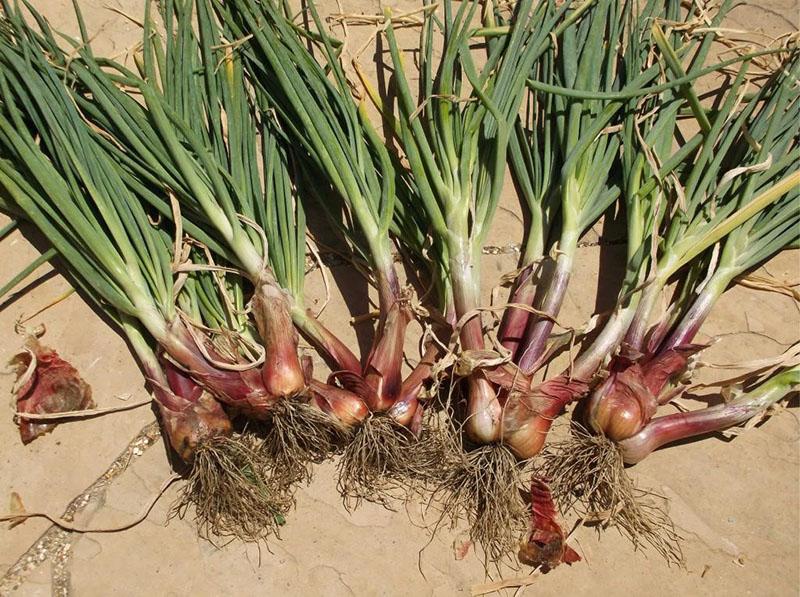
top-left (1, 1), bottom-right (798, 595)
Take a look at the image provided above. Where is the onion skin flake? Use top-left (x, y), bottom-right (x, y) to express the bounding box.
top-left (11, 337), bottom-right (94, 444)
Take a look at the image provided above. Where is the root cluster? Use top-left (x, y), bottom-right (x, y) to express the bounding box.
top-left (337, 414), bottom-right (417, 507)
top-left (538, 426), bottom-right (683, 564)
top-left (172, 400), bottom-right (349, 543)
top-left (172, 433), bottom-right (292, 543)
top-left (261, 399), bottom-right (349, 488)
top-left (431, 441), bottom-right (529, 566)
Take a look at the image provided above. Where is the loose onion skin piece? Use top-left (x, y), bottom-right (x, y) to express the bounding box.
top-left (518, 478), bottom-right (581, 570)
top-left (12, 337), bottom-right (94, 444)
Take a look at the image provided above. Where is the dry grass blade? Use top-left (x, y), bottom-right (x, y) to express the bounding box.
top-left (470, 571), bottom-right (540, 596)
top-left (172, 433), bottom-right (291, 543)
top-left (736, 272), bottom-right (800, 301)
top-left (538, 426), bottom-right (683, 565)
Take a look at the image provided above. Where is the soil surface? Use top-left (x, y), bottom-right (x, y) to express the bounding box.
top-left (1, 1), bottom-right (798, 595)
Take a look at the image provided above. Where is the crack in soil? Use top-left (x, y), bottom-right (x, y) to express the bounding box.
top-left (0, 422), bottom-right (161, 596)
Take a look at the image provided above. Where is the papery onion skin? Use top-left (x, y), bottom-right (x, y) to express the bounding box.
top-left (157, 362), bottom-right (233, 462)
top-left (157, 392), bottom-right (233, 463)
top-left (12, 338), bottom-right (94, 444)
top-left (161, 318), bottom-right (280, 417)
top-left (363, 303), bottom-right (411, 413)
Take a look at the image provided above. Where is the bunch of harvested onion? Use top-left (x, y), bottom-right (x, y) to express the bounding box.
top-left (534, 50), bottom-right (799, 559)
top-left (0, 0), bottom-right (796, 569)
top-left (58, 0), bottom-right (370, 485)
top-left (588, 50), bottom-right (799, 461)
top-left (374, 0), bottom-right (777, 561)
top-left (0, 0), bottom-right (352, 540)
top-left (212, 0), bottom-right (451, 502)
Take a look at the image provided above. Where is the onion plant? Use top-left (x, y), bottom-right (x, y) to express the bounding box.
top-left (588, 51), bottom-right (800, 444)
top-left (540, 356), bottom-right (800, 562)
top-left (537, 49), bottom-right (799, 562)
top-left (498, 43), bottom-right (560, 359)
top-left (80, 0), bottom-right (306, 402)
top-left (0, 7), bottom-right (262, 413)
top-left (216, 0), bottom-right (448, 500)
top-left (0, 5), bottom-right (295, 539)
top-left (619, 360), bottom-right (799, 463)
top-left (35, 0), bottom-right (374, 487)
top-left (502, 0), bottom-right (627, 374)
top-left (501, 1), bottom-right (683, 460)
top-left (361, 0), bottom-right (596, 561)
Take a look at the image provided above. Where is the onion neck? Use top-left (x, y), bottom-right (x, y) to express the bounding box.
top-left (398, 343), bottom-right (440, 401)
top-left (571, 297), bottom-right (642, 381)
top-left (662, 267), bottom-right (735, 351)
top-left (499, 215), bottom-right (547, 358)
top-left (374, 249), bottom-right (402, 318)
top-left (624, 275), bottom-right (666, 352)
top-left (498, 262), bottom-right (538, 359)
top-left (516, 228), bottom-right (578, 374)
top-left (448, 222), bottom-right (501, 443)
top-left (363, 302), bottom-right (411, 412)
top-left (291, 305), bottom-right (362, 375)
top-left (230, 233), bottom-right (266, 285)
top-left (625, 248), bottom-right (683, 352)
